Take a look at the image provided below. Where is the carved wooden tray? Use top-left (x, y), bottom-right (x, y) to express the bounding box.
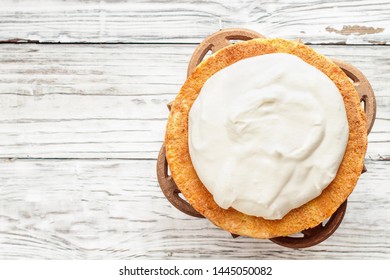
top-left (157, 28), bottom-right (376, 249)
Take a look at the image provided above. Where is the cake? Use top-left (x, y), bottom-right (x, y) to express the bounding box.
top-left (165, 38), bottom-right (367, 238)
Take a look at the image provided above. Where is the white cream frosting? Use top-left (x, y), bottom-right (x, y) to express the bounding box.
top-left (188, 53), bottom-right (349, 220)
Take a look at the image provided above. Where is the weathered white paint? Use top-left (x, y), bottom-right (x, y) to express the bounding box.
top-left (0, 44), bottom-right (388, 159)
top-left (0, 0), bottom-right (389, 260)
top-left (0, 158), bottom-right (388, 259)
top-left (0, 0), bottom-right (389, 44)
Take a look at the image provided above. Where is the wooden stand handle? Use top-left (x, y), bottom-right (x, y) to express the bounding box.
top-left (187, 28), bottom-right (264, 76)
top-left (270, 201), bottom-right (347, 248)
top-left (332, 59), bottom-right (376, 134)
top-left (157, 144), bottom-right (204, 218)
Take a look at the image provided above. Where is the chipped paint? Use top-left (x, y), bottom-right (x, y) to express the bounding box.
top-left (0, 38), bottom-right (39, 43)
top-left (379, 155), bottom-right (390, 161)
top-left (368, 40), bottom-right (388, 45)
top-left (326, 25), bottom-right (385, 36)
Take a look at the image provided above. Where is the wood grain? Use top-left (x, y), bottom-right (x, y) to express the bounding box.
top-left (0, 158), bottom-right (388, 259)
top-left (0, 1), bottom-right (389, 259)
top-left (0, 0), bottom-right (389, 44)
top-left (0, 44), bottom-right (388, 159)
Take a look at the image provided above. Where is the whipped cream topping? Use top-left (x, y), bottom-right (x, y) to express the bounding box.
top-left (188, 53), bottom-right (349, 220)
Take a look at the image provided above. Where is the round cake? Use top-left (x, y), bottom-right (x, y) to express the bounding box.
top-left (165, 38), bottom-right (367, 238)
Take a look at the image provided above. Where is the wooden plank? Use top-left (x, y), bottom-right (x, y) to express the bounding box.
top-left (0, 0), bottom-right (389, 44)
top-left (0, 158), bottom-right (388, 259)
top-left (0, 43), bottom-right (389, 159)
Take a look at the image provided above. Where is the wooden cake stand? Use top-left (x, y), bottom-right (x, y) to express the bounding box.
top-left (157, 28), bottom-right (376, 249)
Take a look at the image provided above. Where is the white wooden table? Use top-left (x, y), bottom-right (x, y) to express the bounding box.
top-left (0, 0), bottom-right (389, 259)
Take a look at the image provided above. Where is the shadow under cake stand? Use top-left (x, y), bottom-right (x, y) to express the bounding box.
top-left (157, 28), bottom-right (376, 249)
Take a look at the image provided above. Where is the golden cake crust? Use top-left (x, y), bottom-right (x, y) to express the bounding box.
top-left (165, 38), bottom-right (367, 238)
